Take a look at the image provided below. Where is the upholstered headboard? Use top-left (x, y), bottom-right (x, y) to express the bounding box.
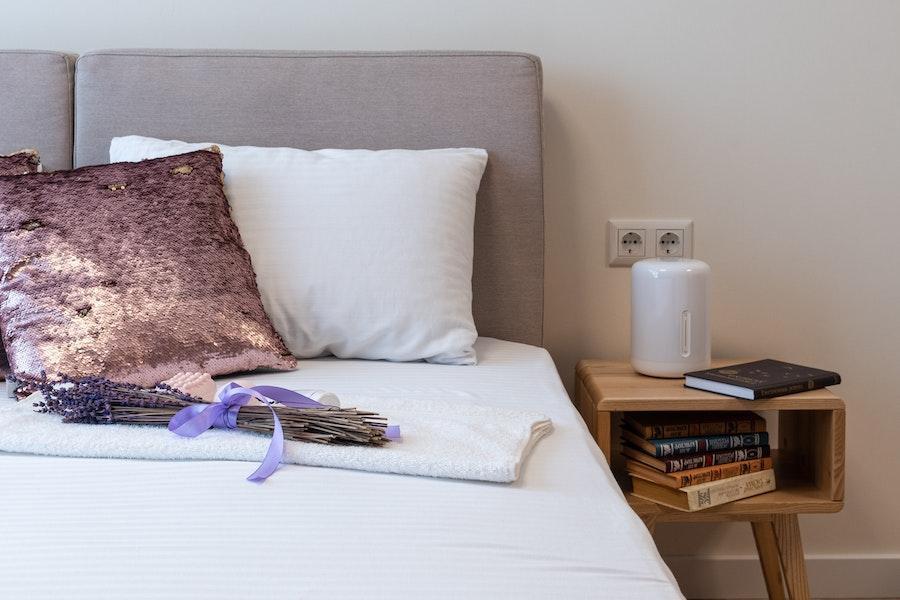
top-left (2, 49), bottom-right (544, 346)
top-left (0, 51), bottom-right (75, 171)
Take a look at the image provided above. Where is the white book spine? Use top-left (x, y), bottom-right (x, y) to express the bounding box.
top-left (683, 469), bottom-right (776, 511)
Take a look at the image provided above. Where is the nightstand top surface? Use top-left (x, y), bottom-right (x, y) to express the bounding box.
top-left (577, 359), bottom-right (844, 411)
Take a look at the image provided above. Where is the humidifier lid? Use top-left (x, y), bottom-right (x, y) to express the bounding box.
top-left (632, 258), bottom-right (710, 278)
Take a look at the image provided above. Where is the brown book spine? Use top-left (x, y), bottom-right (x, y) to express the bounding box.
top-left (647, 419), bottom-right (764, 439)
top-left (674, 457), bottom-right (773, 487)
top-left (662, 446), bottom-right (770, 473)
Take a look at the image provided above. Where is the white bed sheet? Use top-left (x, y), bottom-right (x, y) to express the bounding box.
top-left (0, 338), bottom-right (682, 599)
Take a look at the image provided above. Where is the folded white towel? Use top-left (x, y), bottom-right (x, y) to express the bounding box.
top-left (0, 393), bottom-right (551, 483)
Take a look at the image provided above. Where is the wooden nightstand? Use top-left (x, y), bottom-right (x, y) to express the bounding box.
top-left (575, 359), bottom-right (845, 600)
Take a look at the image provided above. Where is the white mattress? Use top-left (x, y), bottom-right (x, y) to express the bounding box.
top-left (0, 338), bottom-right (682, 599)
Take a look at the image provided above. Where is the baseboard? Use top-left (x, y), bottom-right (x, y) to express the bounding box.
top-left (663, 554), bottom-right (900, 599)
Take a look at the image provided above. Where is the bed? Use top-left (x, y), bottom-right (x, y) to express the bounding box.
top-left (0, 50), bottom-right (682, 599)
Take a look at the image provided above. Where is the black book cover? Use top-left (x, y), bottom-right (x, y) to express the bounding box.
top-left (685, 359), bottom-right (841, 399)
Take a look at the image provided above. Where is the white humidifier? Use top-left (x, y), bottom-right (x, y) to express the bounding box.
top-left (631, 258), bottom-right (711, 378)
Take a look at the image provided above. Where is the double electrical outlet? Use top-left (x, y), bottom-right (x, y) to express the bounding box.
top-left (607, 219), bottom-right (693, 266)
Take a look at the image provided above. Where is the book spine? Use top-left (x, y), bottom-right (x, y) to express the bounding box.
top-left (674, 457), bottom-right (773, 487)
top-left (650, 424), bottom-right (690, 438)
top-left (664, 454), bottom-right (708, 472)
top-left (653, 438), bottom-right (703, 456)
top-left (664, 446), bottom-right (770, 473)
top-left (686, 470), bottom-right (776, 510)
top-left (648, 419), bottom-right (763, 439)
top-left (652, 433), bottom-right (769, 457)
top-left (754, 373), bottom-right (842, 399)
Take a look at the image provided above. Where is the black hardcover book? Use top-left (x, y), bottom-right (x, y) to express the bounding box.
top-left (684, 359), bottom-right (841, 400)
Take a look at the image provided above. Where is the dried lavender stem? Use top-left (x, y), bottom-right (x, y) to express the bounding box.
top-left (36, 374), bottom-right (391, 446)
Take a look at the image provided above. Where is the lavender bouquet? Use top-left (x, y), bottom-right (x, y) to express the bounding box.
top-left (34, 374), bottom-right (393, 447)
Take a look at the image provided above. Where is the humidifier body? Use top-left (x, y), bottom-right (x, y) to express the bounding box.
top-left (631, 258), bottom-right (711, 378)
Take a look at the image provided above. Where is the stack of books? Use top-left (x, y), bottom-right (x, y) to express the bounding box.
top-left (622, 411), bottom-right (776, 511)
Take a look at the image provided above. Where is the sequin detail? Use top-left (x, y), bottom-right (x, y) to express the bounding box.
top-left (0, 150), bottom-right (42, 378)
top-left (20, 220), bottom-right (43, 231)
top-left (0, 149), bottom-right (296, 386)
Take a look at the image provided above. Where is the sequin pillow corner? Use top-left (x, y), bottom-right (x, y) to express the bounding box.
top-left (0, 148), bottom-right (296, 386)
top-left (0, 149), bottom-right (41, 176)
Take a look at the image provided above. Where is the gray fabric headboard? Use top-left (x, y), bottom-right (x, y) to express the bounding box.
top-left (4, 49), bottom-right (545, 346)
top-left (0, 51), bottom-right (75, 171)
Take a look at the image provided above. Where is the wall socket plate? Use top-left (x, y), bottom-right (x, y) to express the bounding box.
top-left (607, 219), bottom-right (693, 266)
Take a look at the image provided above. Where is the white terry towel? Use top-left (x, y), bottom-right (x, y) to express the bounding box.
top-left (0, 393), bottom-right (552, 483)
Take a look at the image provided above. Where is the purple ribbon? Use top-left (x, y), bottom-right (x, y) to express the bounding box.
top-left (168, 382), bottom-right (400, 482)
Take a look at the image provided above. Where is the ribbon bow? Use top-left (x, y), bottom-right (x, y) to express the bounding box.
top-left (168, 382), bottom-right (380, 482)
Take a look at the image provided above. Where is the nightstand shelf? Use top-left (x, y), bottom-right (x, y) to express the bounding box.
top-left (627, 485), bottom-right (836, 519)
top-left (575, 359), bottom-right (845, 600)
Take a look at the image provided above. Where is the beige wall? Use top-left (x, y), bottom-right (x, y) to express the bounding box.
top-left (3, 1), bottom-right (898, 596)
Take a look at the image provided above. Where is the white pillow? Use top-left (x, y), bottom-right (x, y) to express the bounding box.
top-left (110, 136), bottom-right (487, 365)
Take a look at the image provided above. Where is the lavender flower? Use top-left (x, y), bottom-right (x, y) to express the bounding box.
top-left (35, 373), bottom-right (201, 425)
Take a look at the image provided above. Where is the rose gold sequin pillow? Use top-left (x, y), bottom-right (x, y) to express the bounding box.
top-left (0, 148), bottom-right (296, 386)
top-left (0, 149), bottom-right (42, 379)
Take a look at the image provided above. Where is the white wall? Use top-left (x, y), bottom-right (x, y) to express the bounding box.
top-left (3, 1), bottom-right (899, 596)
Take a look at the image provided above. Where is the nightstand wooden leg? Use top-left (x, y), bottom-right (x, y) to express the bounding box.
top-left (751, 521), bottom-right (787, 600)
top-left (773, 514), bottom-right (810, 600)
